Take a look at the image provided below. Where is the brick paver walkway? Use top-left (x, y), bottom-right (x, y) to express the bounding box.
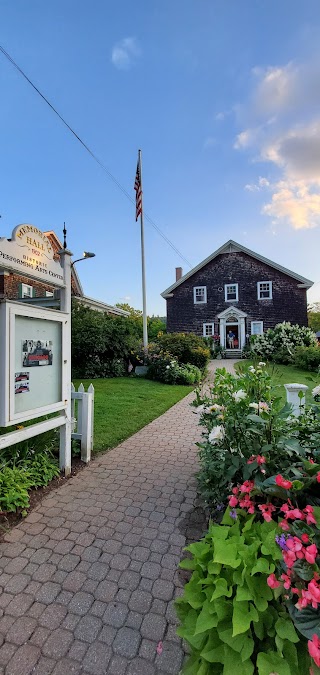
top-left (0, 361), bottom-right (237, 675)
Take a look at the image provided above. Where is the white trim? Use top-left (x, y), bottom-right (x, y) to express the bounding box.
top-left (161, 239), bottom-right (313, 297)
top-left (257, 281), bottom-right (272, 300)
top-left (217, 305), bottom-right (247, 319)
top-left (193, 286), bottom-right (207, 304)
top-left (75, 296), bottom-right (130, 316)
top-left (21, 283), bottom-right (33, 299)
top-left (251, 320), bottom-right (264, 335)
top-left (224, 283), bottom-right (238, 302)
top-left (203, 323), bottom-right (215, 337)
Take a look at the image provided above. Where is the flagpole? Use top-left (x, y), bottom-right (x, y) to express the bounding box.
top-left (139, 149), bottom-right (148, 352)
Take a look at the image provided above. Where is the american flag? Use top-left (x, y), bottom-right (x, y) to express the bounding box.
top-left (134, 158), bottom-right (142, 221)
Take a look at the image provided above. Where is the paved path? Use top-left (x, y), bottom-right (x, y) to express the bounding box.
top-left (0, 361), bottom-right (238, 675)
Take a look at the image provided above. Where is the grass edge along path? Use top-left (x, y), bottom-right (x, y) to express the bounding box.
top-left (235, 360), bottom-right (319, 404)
top-left (73, 376), bottom-right (193, 451)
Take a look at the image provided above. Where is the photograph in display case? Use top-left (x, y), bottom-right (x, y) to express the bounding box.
top-left (15, 371), bottom-right (30, 394)
top-left (22, 339), bottom-right (53, 367)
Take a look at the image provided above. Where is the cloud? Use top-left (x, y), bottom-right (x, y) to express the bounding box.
top-left (111, 37), bottom-right (140, 70)
top-left (235, 57), bottom-right (320, 229)
top-left (203, 136), bottom-right (216, 150)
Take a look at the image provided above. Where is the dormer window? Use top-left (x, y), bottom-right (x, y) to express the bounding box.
top-left (258, 281), bottom-right (272, 300)
top-left (225, 283), bottom-right (238, 302)
top-left (193, 286), bottom-right (207, 304)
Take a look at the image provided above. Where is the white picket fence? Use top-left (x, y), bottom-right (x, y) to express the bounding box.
top-left (71, 383), bottom-right (94, 463)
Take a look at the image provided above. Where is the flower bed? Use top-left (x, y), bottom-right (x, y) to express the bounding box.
top-left (177, 364), bottom-right (320, 673)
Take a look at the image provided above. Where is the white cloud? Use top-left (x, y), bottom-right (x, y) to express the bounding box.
top-left (203, 136), bottom-right (216, 150)
top-left (111, 37), bottom-right (141, 70)
top-left (235, 57), bottom-right (320, 229)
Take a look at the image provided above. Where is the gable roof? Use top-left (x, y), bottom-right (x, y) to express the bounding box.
top-left (161, 240), bottom-right (313, 298)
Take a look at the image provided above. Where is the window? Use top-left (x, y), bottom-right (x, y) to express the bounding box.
top-left (45, 291), bottom-right (54, 297)
top-left (225, 283), bottom-right (238, 302)
top-left (19, 283), bottom-right (33, 299)
top-left (257, 281), bottom-right (272, 300)
top-left (193, 286), bottom-right (207, 304)
top-left (251, 321), bottom-right (263, 335)
top-left (203, 323), bottom-right (215, 337)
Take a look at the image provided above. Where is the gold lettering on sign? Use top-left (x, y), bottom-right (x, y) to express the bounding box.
top-left (16, 225), bottom-right (52, 255)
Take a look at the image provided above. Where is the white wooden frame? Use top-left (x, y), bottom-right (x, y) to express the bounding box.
top-left (203, 323), bottom-right (215, 337)
top-left (251, 320), bottom-right (264, 335)
top-left (257, 281), bottom-right (272, 300)
top-left (0, 301), bottom-right (68, 427)
top-left (224, 283), bottom-right (238, 302)
top-left (193, 286), bottom-right (207, 304)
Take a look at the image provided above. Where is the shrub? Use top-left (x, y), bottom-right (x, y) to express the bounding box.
top-left (157, 333), bottom-right (210, 370)
top-left (294, 345), bottom-right (320, 372)
top-left (71, 303), bottom-right (139, 378)
top-left (176, 514), bottom-right (311, 674)
top-left (147, 354), bottom-right (202, 385)
top-left (250, 322), bottom-right (317, 364)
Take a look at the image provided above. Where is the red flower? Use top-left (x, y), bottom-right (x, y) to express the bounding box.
top-left (228, 496), bottom-right (238, 508)
top-left (258, 503), bottom-right (276, 522)
top-left (305, 544), bottom-right (318, 565)
top-left (239, 480), bottom-right (255, 493)
top-left (308, 579), bottom-right (320, 607)
top-left (279, 519), bottom-right (290, 531)
top-left (256, 455), bottom-right (266, 465)
top-left (267, 573), bottom-right (280, 589)
top-left (304, 505), bottom-right (317, 526)
top-left (317, 472), bottom-right (320, 483)
top-left (281, 573), bottom-right (292, 590)
top-left (301, 533), bottom-right (309, 544)
top-left (308, 634), bottom-right (320, 668)
top-left (276, 475), bottom-right (293, 490)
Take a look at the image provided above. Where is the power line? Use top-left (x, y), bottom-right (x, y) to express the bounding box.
top-left (0, 44), bottom-right (193, 269)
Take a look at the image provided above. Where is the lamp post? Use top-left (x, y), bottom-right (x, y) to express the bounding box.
top-left (71, 252), bottom-right (96, 267)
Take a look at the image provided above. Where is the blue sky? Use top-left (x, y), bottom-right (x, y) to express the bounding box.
top-left (1, 1), bottom-right (320, 314)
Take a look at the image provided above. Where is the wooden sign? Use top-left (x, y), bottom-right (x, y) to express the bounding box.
top-left (0, 224), bottom-right (64, 287)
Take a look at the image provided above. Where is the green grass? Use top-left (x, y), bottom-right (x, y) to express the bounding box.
top-left (73, 377), bottom-right (193, 452)
top-left (235, 361), bottom-right (319, 404)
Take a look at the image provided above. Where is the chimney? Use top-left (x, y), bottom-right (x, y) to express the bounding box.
top-left (175, 267), bottom-right (183, 282)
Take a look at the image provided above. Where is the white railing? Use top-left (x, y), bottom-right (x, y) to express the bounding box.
top-left (71, 383), bottom-right (94, 462)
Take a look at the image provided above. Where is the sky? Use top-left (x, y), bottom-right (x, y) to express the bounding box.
top-left (1, 0), bottom-right (320, 315)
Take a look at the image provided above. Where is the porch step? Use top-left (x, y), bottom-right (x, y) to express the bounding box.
top-left (225, 349), bottom-right (242, 359)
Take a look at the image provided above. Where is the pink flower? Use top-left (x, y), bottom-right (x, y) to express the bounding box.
top-left (229, 496), bottom-right (238, 508)
top-left (283, 550), bottom-right (297, 568)
top-left (279, 519), bottom-right (290, 531)
top-left (286, 536), bottom-right (303, 554)
top-left (232, 487), bottom-right (239, 495)
top-left (258, 503), bottom-right (276, 522)
top-left (301, 534), bottom-right (310, 544)
top-left (267, 573), bottom-right (280, 589)
top-left (317, 472), bottom-right (320, 483)
top-left (239, 480), bottom-right (255, 493)
top-left (308, 579), bottom-right (320, 607)
top-left (305, 544), bottom-right (318, 565)
top-left (308, 634), bottom-right (320, 668)
top-left (304, 506), bottom-right (317, 526)
top-left (276, 475), bottom-right (293, 490)
top-left (247, 456), bottom-right (256, 464)
top-left (256, 455), bottom-right (266, 465)
top-left (281, 573), bottom-right (292, 590)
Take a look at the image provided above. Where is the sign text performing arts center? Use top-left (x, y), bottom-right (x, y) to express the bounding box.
top-left (0, 224), bottom-right (64, 287)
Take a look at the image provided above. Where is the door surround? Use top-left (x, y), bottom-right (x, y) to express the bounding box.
top-left (217, 306), bottom-right (247, 349)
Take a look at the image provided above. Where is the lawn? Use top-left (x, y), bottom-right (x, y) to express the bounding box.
top-left (73, 377), bottom-right (193, 451)
top-left (235, 360), bottom-right (319, 404)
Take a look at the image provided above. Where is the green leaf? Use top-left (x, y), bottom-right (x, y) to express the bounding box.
top-left (293, 559), bottom-right (314, 581)
top-left (187, 542), bottom-right (210, 558)
top-left (222, 645), bottom-right (254, 675)
top-left (256, 651), bottom-right (291, 675)
top-left (287, 602), bottom-right (320, 640)
top-left (313, 506), bottom-right (320, 529)
top-left (194, 600), bottom-right (219, 635)
top-left (213, 540), bottom-right (241, 568)
top-left (211, 577), bottom-right (232, 600)
top-left (291, 480), bottom-right (304, 491)
top-left (200, 644), bottom-right (225, 663)
top-left (180, 558), bottom-right (197, 570)
top-left (275, 617), bottom-right (300, 643)
top-left (251, 558), bottom-right (274, 575)
top-left (232, 601), bottom-right (259, 636)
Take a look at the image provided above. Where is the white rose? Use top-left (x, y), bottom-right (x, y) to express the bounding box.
top-left (249, 402), bottom-right (259, 410)
top-left (258, 362), bottom-right (266, 367)
top-left (208, 425), bottom-right (225, 443)
top-left (248, 366), bottom-right (255, 373)
top-left (232, 389), bottom-right (246, 403)
top-left (312, 385), bottom-right (320, 398)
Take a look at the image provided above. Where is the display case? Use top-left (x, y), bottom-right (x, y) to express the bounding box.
top-left (0, 300), bottom-right (68, 427)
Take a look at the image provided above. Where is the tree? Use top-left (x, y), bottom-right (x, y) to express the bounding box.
top-left (308, 302), bottom-right (320, 333)
top-left (115, 303), bottom-right (166, 340)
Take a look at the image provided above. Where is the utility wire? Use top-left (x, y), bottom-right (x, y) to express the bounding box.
top-left (0, 44), bottom-right (193, 269)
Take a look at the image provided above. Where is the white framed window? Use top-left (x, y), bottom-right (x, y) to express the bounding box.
top-left (193, 286), bottom-right (207, 304)
top-left (257, 281), bottom-right (272, 300)
top-left (45, 291), bottom-right (54, 297)
top-left (225, 283), bottom-right (238, 302)
top-left (19, 283), bottom-right (33, 299)
top-left (203, 323), bottom-right (215, 337)
top-left (251, 321), bottom-right (263, 335)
